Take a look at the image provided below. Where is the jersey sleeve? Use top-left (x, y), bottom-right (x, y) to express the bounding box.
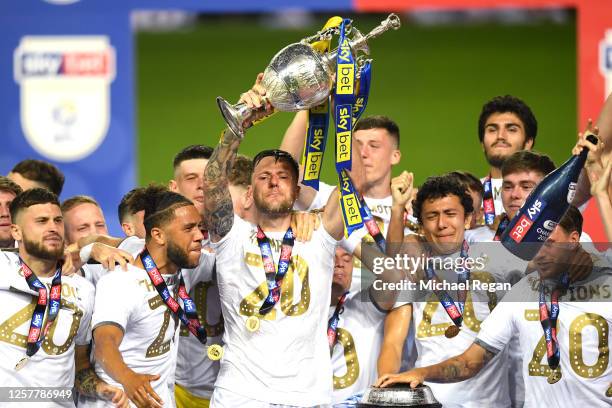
top-left (183, 251), bottom-right (216, 289)
top-left (91, 271), bottom-right (138, 332)
top-left (294, 181), bottom-right (335, 211)
top-left (74, 277), bottom-right (95, 346)
top-left (475, 298), bottom-right (516, 353)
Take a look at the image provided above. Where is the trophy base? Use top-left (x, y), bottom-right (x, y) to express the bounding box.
top-left (217, 96), bottom-right (247, 137)
top-left (357, 403), bottom-right (442, 408)
top-left (357, 384), bottom-right (442, 408)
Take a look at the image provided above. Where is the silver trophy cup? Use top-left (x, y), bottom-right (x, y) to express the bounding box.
top-left (217, 14), bottom-right (401, 136)
top-left (357, 384), bottom-right (442, 408)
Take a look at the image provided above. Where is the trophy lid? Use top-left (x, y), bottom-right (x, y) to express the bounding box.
top-left (357, 384), bottom-right (442, 408)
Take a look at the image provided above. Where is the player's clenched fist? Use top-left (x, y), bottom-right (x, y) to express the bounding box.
top-left (391, 171), bottom-right (414, 208)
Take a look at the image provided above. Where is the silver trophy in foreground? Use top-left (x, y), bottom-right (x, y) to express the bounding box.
top-left (357, 384), bottom-right (442, 408)
top-left (216, 13), bottom-right (401, 136)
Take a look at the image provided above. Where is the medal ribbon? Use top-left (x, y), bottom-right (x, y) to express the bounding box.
top-left (483, 175), bottom-right (496, 226)
top-left (21, 259), bottom-right (62, 358)
top-left (327, 291), bottom-right (349, 350)
top-left (141, 250), bottom-right (207, 344)
top-left (256, 226), bottom-right (295, 315)
top-left (539, 272), bottom-right (569, 370)
top-left (334, 18), bottom-right (356, 173)
top-left (493, 214), bottom-right (510, 242)
top-left (356, 186), bottom-right (386, 252)
top-left (424, 240), bottom-right (470, 328)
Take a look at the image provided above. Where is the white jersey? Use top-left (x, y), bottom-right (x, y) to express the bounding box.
top-left (302, 181), bottom-right (414, 293)
top-left (0, 250), bottom-right (94, 408)
top-left (408, 244), bottom-right (526, 408)
top-left (477, 258), bottom-right (612, 407)
top-left (81, 236), bottom-right (145, 286)
top-left (81, 251), bottom-right (215, 408)
top-left (330, 290), bottom-right (386, 405)
top-left (210, 215), bottom-right (337, 406)
top-left (481, 176), bottom-right (504, 217)
top-left (175, 270), bottom-right (223, 399)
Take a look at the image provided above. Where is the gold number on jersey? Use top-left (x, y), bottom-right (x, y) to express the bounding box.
top-left (42, 301), bottom-right (82, 355)
top-left (525, 311), bottom-right (609, 379)
top-left (179, 281), bottom-right (224, 338)
top-left (417, 271), bottom-right (497, 338)
top-left (240, 254), bottom-right (310, 320)
top-left (569, 313), bottom-right (609, 378)
top-left (332, 327), bottom-right (360, 390)
top-left (146, 295), bottom-right (172, 358)
top-left (0, 297), bottom-right (82, 355)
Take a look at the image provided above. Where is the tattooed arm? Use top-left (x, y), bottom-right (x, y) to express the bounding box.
top-left (375, 340), bottom-right (497, 388)
top-left (203, 128), bottom-right (242, 242)
top-left (74, 344), bottom-right (129, 407)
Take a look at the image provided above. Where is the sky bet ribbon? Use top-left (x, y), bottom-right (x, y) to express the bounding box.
top-left (327, 290), bottom-right (349, 351)
top-left (140, 250), bottom-right (208, 345)
top-left (302, 100), bottom-right (330, 191)
top-left (424, 240), bottom-right (470, 338)
top-left (301, 16), bottom-right (342, 190)
top-left (335, 18), bottom-right (356, 173)
top-left (257, 226), bottom-right (295, 315)
top-left (482, 175), bottom-right (496, 226)
top-left (339, 169), bottom-right (364, 237)
top-left (539, 271), bottom-right (570, 382)
top-left (15, 259), bottom-right (63, 371)
top-left (352, 60), bottom-right (371, 127)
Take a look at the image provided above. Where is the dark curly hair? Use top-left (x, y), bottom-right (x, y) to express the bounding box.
top-left (478, 95), bottom-right (537, 146)
top-left (412, 174), bottom-right (474, 224)
top-left (141, 185), bottom-right (193, 240)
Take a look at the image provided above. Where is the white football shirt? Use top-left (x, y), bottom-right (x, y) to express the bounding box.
top-left (0, 250), bottom-right (94, 408)
top-left (211, 215), bottom-right (337, 406)
top-left (477, 259), bottom-right (612, 407)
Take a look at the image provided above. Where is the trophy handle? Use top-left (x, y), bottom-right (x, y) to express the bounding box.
top-left (217, 97), bottom-right (251, 137)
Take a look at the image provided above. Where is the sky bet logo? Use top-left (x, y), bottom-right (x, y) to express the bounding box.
top-left (509, 199), bottom-right (547, 243)
top-left (18, 51), bottom-right (111, 77)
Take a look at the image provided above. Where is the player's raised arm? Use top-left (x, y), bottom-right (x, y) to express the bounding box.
top-left (203, 128), bottom-right (241, 242)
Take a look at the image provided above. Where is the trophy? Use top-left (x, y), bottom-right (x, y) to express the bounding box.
top-left (216, 14), bottom-right (401, 136)
top-left (357, 384), bottom-right (442, 408)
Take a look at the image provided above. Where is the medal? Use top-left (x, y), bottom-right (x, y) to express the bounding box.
top-left (15, 356), bottom-right (29, 371)
top-left (606, 384), bottom-right (612, 398)
top-left (445, 325), bottom-right (460, 339)
top-left (547, 370), bottom-right (561, 384)
top-left (245, 315), bottom-right (260, 332)
top-left (207, 344), bottom-right (224, 361)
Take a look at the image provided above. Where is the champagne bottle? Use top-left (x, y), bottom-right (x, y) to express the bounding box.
top-left (501, 134), bottom-right (598, 260)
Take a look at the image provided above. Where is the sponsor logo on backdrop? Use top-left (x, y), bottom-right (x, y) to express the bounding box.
top-left (14, 36), bottom-right (115, 162)
top-left (601, 30), bottom-right (612, 98)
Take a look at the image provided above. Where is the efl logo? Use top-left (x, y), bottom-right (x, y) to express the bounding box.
top-left (150, 270), bottom-right (164, 286)
top-left (483, 200), bottom-right (494, 214)
top-left (28, 328), bottom-right (41, 342)
top-left (14, 36), bottom-right (115, 162)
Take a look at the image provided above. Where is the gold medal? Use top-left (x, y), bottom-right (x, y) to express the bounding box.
top-left (15, 357), bottom-right (29, 371)
top-left (547, 370), bottom-right (561, 384)
top-left (445, 325), bottom-right (460, 339)
top-left (207, 344), bottom-right (224, 361)
top-left (245, 315), bottom-right (260, 332)
top-left (606, 384), bottom-right (612, 398)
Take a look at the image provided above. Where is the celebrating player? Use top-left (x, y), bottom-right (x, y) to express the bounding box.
top-left (376, 206), bottom-right (612, 407)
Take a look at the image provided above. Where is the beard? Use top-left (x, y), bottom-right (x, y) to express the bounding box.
top-left (22, 237), bottom-right (64, 261)
top-left (253, 192), bottom-right (294, 217)
top-left (167, 241), bottom-right (197, 269)
top-left (484, 141), bottom-right (528, 169)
